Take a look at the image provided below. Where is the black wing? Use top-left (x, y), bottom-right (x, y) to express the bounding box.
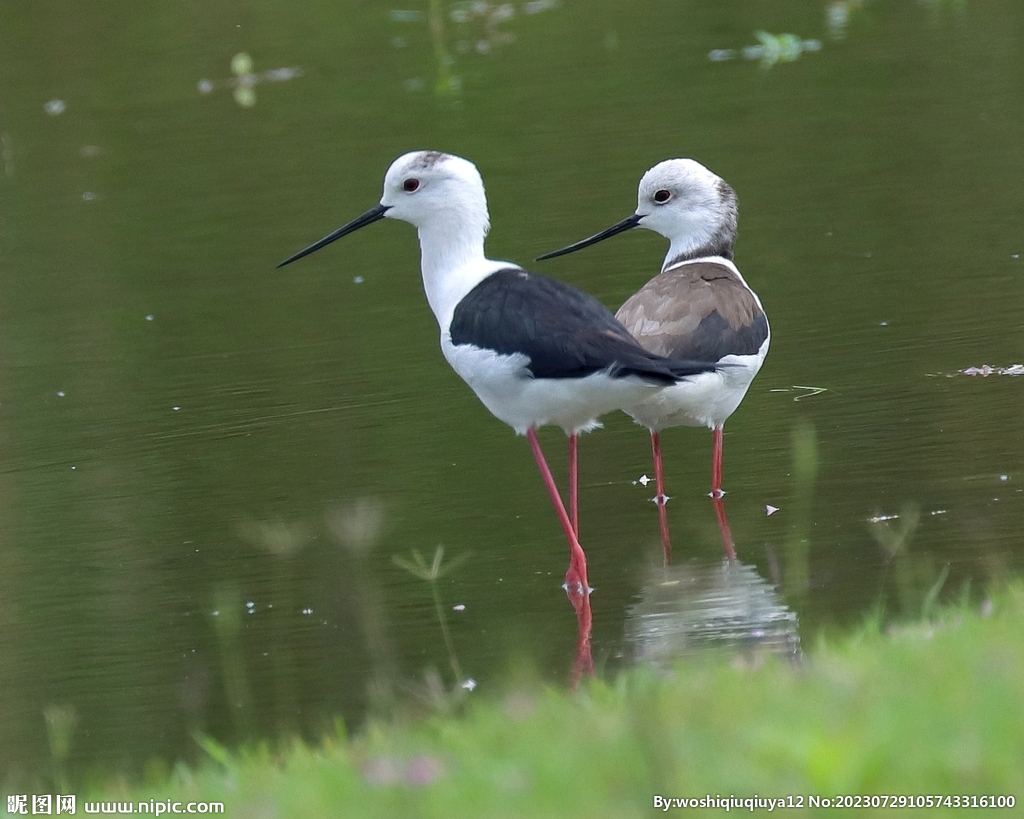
top-left (449, 268), bottom-right (714, 382)
top-left (668, 310), bottom-right (769, 362)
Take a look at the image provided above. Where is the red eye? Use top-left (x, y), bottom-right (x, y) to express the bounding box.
top-left (403, 178), bottom-right (420, 192)
top-left (654, 189), bottom-right (671, 204)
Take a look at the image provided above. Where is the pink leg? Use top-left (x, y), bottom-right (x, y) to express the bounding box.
top-left (710, 425), bottom-right (725, 499)
top-left (650, 431), bottom-right (672, 565)
top-left (526, 428), bottom-right (590, 603)
top-left (568, 433), bottom-right (579, 537)
top-left (711, 493), bottom-right (737, 561)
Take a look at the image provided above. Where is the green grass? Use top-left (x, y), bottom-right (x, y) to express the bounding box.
top-left (97, 584), bottom-right (1024, 817)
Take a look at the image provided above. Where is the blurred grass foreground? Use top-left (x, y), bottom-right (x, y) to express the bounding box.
top-left (103, 583), bottom-right (1023, 817)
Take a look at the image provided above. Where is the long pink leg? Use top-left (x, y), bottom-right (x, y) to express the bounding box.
top-left (526, 428), bottom-right (590, 602)
top-left (568, 433), bottom-right (579, 537)
top-left (650, 431), bottom-right (672, 565)
top-left (709, 426), bottom-right (736, 559)
top-left (710, 425), bottom-right (725, 499)
top-left (712, 494), bottom-right (737, 561)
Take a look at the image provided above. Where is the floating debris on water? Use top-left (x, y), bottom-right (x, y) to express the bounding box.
top-left (766, 504), bottom-right (779, 516)
top-left (263, 67), bottom-right (302, 83)
top-left (769, 385), bottom-right (828, 401)
top-left (709, 31), bottom-right (821, 67)
top-left (870, 507), bottom-right (945, 522)
top-left (957, 364), bottom-right (1024, 377)
top-left (198, 53), bottom-right (303, 107)
top-left (44, 99), bottom-right (66, 116)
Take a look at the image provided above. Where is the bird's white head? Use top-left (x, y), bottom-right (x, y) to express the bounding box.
top-left (378, 151), bottom-right (500, 325)
top-left (635, 159), bottom-right (737, 265)
top-left (534, 157), bottom-right (738, 269)
top-left (277, 150), bottom-right (493, 288)
top-left (381, 151), bottom-right (490, 237)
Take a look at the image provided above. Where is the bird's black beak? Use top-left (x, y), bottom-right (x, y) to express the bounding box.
top-left (535, 213), bottom-right (642, 261)
top-left (277, 203), bottom-right (391, 268)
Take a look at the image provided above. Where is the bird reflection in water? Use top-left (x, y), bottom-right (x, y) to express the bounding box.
top-left (570, 594), bottom-right (594, 688)
top-left (624, 558), bottom-right (800, 668)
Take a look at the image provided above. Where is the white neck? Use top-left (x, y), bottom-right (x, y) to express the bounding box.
top-left (661, 221), bottom-right (722, 270)
top-left (416, 220), bottom-right (496, 330)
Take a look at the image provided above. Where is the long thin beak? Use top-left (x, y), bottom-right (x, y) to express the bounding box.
top-left (535, 213), bottom-right (642, 261)
top-left (277, 203), bottom-right (391, 268)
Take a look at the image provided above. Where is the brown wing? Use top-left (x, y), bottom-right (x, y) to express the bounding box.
top-left (615, 262), bottom-right (767, 362)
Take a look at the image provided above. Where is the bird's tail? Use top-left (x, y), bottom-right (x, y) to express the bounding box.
top-left (608, 354), bottom-right (722, 385)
